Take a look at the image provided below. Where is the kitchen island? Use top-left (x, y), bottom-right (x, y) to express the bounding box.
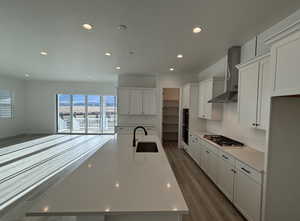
top-left (26, 134), bottom-right (188, 221)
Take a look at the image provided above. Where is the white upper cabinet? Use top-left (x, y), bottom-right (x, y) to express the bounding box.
top-left (264, 23), bottom-right (300, 96)
top-left (118, 88), bottom-right (131, 115)
top-left (237, 55), bottom-right (271, 130)
top-left (182, 84), bottom-right (191, 109)
top-left (142, 89), bottom-right (156, 115)
top-left (257, 57), bottom-right (272, 130)
top-left (198, 78), bottom-right (224, 120)
top-left (118, 88), bottom-right (157, 115)
top-left (130, 89), bottom-right (143, 115)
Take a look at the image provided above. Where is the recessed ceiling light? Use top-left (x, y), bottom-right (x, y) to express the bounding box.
top-left (105, 52), bottom-right (112, 56)
top-left (169, 67), bottom-right (175, 71)
top-left (115, 66), bottom-right (121, 70)
top-left (82, 23), bottom-right (94, 30)
top-left (193, 27), bottom-right (202, 34)
top-left (177, 54), bottom-right (183, 58)
top-left (25, 74), bottom-right (30, 78)
top-left (40, 51), bottom-right (48, 56)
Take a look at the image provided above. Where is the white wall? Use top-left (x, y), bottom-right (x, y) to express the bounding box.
top-left (24, 80), bottom-right (116, 134)
top-left (0, 75), bottom-right (26, 139)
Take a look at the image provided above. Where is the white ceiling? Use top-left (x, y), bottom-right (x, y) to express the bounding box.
top-left (0, 0), bottom-right (300, 82)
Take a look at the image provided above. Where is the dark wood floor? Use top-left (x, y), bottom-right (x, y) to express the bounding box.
top-left (164, 143), bottom-right (246, 221)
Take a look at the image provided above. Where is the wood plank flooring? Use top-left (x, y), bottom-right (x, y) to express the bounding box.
top-left (164, 143), bottom-right (246, 221)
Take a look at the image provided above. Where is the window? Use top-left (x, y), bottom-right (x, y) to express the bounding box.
top-left (0, 90), bottom-right (13, 118)
top-left (57, 94), bottom-right (116, 134)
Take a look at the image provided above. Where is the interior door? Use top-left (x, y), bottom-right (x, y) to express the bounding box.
top-left (238, 62), bottom-right (260, 128)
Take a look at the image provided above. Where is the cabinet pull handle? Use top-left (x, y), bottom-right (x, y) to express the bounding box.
top-left (231, 169), bottom-right (236, 174)
top-left (252, 123), bottom-right (256, 126)
top-left (241, 167), bottom-right (251, 174)
top-left (222, 155), bottom-right (229, 160)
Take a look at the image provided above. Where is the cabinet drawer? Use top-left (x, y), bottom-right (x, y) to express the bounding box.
top-left (218, 151), bottom-right (235, 166)
top-left (205, 142), bottom-right (219, 155)
top-left (236, 161), bottom-right (262, 184)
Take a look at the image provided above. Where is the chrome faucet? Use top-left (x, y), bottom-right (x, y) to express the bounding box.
top-left (132, 126), bottom-right (148, 147)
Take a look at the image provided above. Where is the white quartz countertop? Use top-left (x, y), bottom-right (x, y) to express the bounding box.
top-left (193, 131), bottom-right (265, 172)
top-left (27, 135), bottom-right (188, 216)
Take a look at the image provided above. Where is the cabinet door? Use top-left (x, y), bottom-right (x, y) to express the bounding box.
top-left (182, 85), bottom-right (190, 108)
top-left (235, 169), bottom-right (261, 221)
top-left (118, 88), bottom-right (130, 115)
top-left (198, 81), bottom-right (206, 118)
top-left (218, 156), bottom-right (235, 202)
top-left (207, 150), bottom-right (219, 183)
top-left (257, 58), bottom-right (271, 130)
top-left (130, 89), bottom-right (143, 115)
top-left (204, 80), bottom-right (213, 119)
top-left (143, 89), bottom-right (156, 115)
top-left (238, 62), bottom-right (259, 128)
top-left (202, 147), bottom-right (210, 174)
top-left (272, 31), bottom-right (300, 96)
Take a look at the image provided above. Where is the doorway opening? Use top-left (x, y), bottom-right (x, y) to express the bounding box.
top-left (162, 88), bottom-right (180, 147)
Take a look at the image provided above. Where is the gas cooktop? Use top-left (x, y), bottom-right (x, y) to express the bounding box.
top-left (203, 135), bottom-right (244, 147)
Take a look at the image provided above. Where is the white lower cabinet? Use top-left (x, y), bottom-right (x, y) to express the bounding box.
top-left (187, 133), bottom-right (203, 167)
top-left (234, 161), bottom-right (262, 221)
top-left (186, 135), bottom-right (263, 221)
top-left (217, 152), bottom-right (236, 202)
top-left (206, 148), bottom-right (219, 183)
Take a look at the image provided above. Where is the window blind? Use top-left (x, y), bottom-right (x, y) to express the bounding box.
top-left (0, 90), bottom-right (12, 118)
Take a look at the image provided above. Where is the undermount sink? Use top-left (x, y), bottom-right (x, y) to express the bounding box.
top-left (136, 142), bottom-right (158, 153)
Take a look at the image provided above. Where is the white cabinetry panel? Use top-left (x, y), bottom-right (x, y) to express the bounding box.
top-left (198, 78), bottom-right (224, 120)
top-left (238, 62), bottom-right (259, 128)
top-left (237, 55), bottom-right (271, 130)
top-left (130, 89), bottom-right (143, 115)
top-left (142, 89), bottom-right (156, 115)
top-left (118, 88), bottom-right (130, 115)
top-left (118, 88), bottom-right (157, 115)
top-left (234, 166), bottom-right (261, 221)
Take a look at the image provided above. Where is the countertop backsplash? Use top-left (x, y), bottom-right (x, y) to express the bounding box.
top-left (206, 103), bottom-right (266, 152)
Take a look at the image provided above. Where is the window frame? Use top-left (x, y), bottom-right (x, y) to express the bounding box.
top-left (56, 94), bottom-right (116, 135)
top-left (0, 89), bottom-right (13, 119)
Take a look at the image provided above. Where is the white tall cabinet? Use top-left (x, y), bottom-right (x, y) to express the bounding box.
top-left (198, 77), bottom-right (224, 120)
top-left (118, 87), bottom-right (157, 115)
top-left (237, 54), bottom-right (271, 130)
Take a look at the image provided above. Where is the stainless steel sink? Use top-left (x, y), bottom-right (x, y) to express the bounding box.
top-left (136, 142), bottom-right (158, 152)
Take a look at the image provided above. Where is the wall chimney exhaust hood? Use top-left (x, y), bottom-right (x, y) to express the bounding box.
top-left (208, 46), bottom-right (241, 103)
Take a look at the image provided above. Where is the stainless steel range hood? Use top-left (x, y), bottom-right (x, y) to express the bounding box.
top-left (208, 46), bottom-right (241, 103)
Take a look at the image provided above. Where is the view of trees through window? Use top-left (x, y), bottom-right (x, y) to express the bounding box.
top-left (57, 94), bottom-right (116, 134)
